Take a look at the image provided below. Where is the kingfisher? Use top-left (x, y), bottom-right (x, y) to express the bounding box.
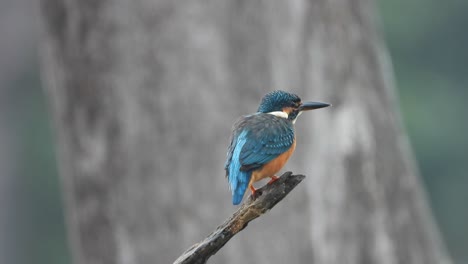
top-left (225, 90), bottom-right (330, 205)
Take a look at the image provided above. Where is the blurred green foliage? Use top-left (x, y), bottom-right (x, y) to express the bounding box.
top-left (10, 63), bottom-right (70, 264)
top-left (11, 1), bottom-right (467, 263)
top-left (379, 0), bottom-right (468, 262)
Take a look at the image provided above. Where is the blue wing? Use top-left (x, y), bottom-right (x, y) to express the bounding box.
top-left (225, 113), bottom-right (294, 205)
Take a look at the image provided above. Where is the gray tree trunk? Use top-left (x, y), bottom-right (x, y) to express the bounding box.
top-left (40, 0), bottom-right (450, 264)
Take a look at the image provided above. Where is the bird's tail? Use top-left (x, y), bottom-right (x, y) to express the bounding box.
top-left (229, 170), bottom-right (251, 205)
top-left (227, 130), bottom-right (251, 205)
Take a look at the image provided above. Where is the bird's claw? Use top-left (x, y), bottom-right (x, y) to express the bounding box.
top-left (249, 185), bottom-right (261, 200)
top-left (267, 175), bottom-right (279, 185)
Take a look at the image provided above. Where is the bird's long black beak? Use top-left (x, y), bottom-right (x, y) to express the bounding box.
top-left (298, 101), bottom-right (331, 111)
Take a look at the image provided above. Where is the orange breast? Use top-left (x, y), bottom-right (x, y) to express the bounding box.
top-left (250, 138), bottom-right (296, 184)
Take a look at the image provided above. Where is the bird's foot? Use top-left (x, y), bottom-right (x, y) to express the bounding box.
top-left (249, 185), bottom-right (261, 200)
top-left (267, 175), bottom-right (279, 185)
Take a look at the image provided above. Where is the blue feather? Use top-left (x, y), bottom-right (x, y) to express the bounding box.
top-left (224, 91), bottom-right (328, 205)
top-left (228, 130), bottom-right (252, 205)
top-left (225, 113), bottom-right (295, 205)
top-left (239, 115), bottom-right (294, 171)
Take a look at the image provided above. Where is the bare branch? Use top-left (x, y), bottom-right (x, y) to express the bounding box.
top-left (173, 171), bottom-right (305, 264)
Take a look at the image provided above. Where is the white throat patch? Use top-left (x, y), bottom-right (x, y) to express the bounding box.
top-left (267, 111), bottom-right (288, 119)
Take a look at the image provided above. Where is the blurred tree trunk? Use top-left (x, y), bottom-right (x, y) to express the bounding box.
top-left (40, 0), bottom-right (450, 264)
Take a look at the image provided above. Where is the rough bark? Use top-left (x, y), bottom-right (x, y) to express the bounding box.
top-left (40, 0), bottom-right (451, 264)
top-left (173, 172), bottom-right (305, 264)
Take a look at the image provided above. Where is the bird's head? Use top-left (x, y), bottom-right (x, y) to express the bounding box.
top-left (257, 90), bottom-right (330, 122)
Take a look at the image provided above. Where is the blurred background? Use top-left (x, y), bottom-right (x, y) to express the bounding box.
top-left (0, 0), bottom-right (466, 263)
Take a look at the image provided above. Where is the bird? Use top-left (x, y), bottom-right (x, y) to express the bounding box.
top-left (225, 90), bottom-right (330, 205)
